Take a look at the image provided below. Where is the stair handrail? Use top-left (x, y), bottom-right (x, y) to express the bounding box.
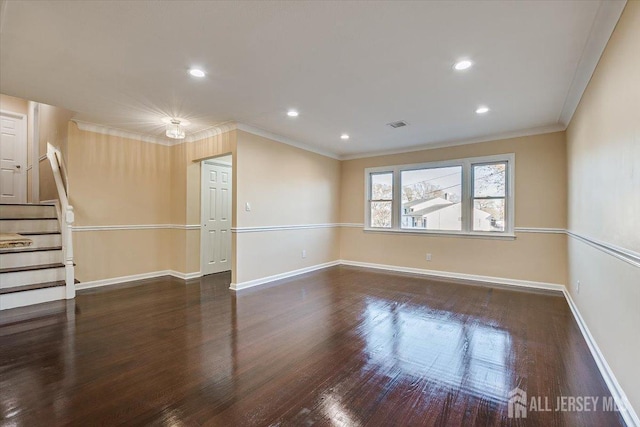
top-left (46, 143), bottom-right (75, 299)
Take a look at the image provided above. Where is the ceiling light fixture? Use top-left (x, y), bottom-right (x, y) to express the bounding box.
top-left (475, 106), bottom-right (490, 114)
top-left (166, 119), bottom-right (186, 139)
top-left (454, 60), bottom-right (473, 71)
top-left (340, 134), bottom-right (350, 140)
top-left (189, 68), bottom-right (206, 78)
top-left (287, 110), bottom-right (299, 117)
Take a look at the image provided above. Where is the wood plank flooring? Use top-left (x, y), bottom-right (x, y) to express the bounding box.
top-left (0, 266), bottom-right (625, 426)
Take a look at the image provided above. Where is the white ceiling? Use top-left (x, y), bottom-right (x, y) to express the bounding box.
top-left (0, 0), bottom-right (626, 158)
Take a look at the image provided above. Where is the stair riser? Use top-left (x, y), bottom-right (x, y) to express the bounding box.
top-left (0, 205), bottom-right (57, 219)
top-left (0, 250), bottom-right (63, 269)
top-left (0, 219), bottom-right (60, 234)
top-left (0, 267), bottom-right (65, 289)
top-left (0, 286), bottom-right (66, 310)
top-left (20, 234), bottom-right (62, 249)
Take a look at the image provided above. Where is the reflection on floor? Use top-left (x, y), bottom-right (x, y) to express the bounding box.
top-left (0, 266), bottom-right (624, 426)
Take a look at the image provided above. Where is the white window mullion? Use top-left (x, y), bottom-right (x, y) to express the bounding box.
top-left (461, 160), bottom-right (472, 233)
top-left (392, 167), bottom-right (401, 229)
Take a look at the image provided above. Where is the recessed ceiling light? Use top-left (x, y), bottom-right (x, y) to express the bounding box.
top-left (476, 106), bottom-right (490, 114)
top-left (454, 60), bottom-right (473, 71)
top-left (189, 68), bottom-right (206, 78)
top-left (340, 134), bottom-right (350, 140)
top-left (287, 110), bottom-right (299, 117)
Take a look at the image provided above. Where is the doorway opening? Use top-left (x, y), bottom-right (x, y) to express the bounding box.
top-left (200, 154), bottom-right (232, 276)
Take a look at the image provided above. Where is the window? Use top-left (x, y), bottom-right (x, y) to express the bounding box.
top-left (369, 172), bottom-right (393, 228)
top-left (365, 154), bottom-right (514, 236)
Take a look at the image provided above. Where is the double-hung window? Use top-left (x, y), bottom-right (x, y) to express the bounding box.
top-left (365, 154), bottom-right (514, 237)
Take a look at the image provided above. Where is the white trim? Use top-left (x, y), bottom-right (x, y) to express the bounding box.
top-left (73, 120), bottom-right (176, 146)
top-left (229, 261), bottom-right (340, 291)
top-left (563, 289), bottom-right (640, 427)
top-left (168, 270), bottom-right (202, 280)
top-left (340, 125), bottom-right (565, 160)
top-left (76, 270), bottom-right (202, 290)
top-left (558, 0), bottom-right (627, 126)
top-left (232, 223), bottom-right (344, 233)
top-left (71, 224), bottom-right (200, 232)
top-left (0, 109), bottom-right (28, 204)
top-left (38, 154), bottom-right (47, 162)
top-left (567, 230), bottom-right (640, 268)
top-left (31, 103), bottom-right (40, 203)
top-left (236, 123), bottom-right (341, 160)
top-left (339, 260), bottom-right (565, 292)
top-left (186, 122), bottom-right (237, 143)
top-left (514, 227), bottom-right (566, 234)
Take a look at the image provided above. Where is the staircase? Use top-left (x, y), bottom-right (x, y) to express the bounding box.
top-left (0, 203), bottom-right (73, 310)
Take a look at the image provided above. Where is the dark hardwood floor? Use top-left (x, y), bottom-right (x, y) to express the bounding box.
top-left (0, 266), bottom-right (625, 426)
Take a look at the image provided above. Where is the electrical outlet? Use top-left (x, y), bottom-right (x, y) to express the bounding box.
top-left (577, 280), bottom-right (581, 294)
top-left (426, 253), bottom-right (432, 261)
top-left (302, 250), bottom-right (307, 259)
top-left (245, 202), bottom-right (251, 212)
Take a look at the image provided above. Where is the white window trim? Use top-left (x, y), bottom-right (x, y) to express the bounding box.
top-left (364, 153), bottom-right (515, 238)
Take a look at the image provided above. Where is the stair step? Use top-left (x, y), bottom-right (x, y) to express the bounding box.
top-left (0, 280), bottom-right (65, 295)
top-left (0, 204), bottom-right (57, 219)
top-left (0, 263), bottom-right (65, 289)
top-left (6, 233), bottom-right (61, 249)
top-left (0, 262), bottom-right (65, 274)
top-left (0, 246), bottom-right (62, 254)
top-left (0, 286), bottom-right (66, 310)
top-left (0, 248), bottom-right (63, 269)
top-left (0, 219), bottom-right (60, 234)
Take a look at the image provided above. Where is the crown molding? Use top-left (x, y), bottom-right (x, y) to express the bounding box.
top-left (339, 123), bottom-right (566, 161)
top-left (73, 120), bottom-right (176, 146)
top-left (557, 0), bottom-right (627, 127)
top-left (236, 123), bottom-right (341, 160)
top-left (186, 122), bottom-right (238, 143)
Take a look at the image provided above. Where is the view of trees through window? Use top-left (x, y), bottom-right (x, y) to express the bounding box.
top-left (370, 173), bottom-right (393, 228)
top-left (473, 163), bottom-right (506, 231)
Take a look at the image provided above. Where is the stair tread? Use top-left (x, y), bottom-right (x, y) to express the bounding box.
top-left (0, 217), bottom-right (58, 220)
top-left (0, 203), bottom-right (56, 207)
top-left (0, 280), bottom-right (65, 295)
top-left (0, 246), bottom-right (62, 254)
top-left (15, 231), bottom-right (61, 236)
top-left (0, 262), bottom-right (65, 274)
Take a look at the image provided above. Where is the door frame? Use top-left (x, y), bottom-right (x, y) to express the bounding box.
top-left (200, 155), bottom-right (233, 276)
top-left (0, 109), bottom-right (28, 204)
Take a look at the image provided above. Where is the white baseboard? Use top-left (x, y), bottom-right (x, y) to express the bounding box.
top-left (168, 270), bottom-right (202, 280)
top-left (229, 261), bottom-right (341, 291)
top-left (563, 289), bottom-right (639, 427)
top-left (76, 270), bottom-right (202, 290)
top-left (339, 259), bottom-right (565, 292)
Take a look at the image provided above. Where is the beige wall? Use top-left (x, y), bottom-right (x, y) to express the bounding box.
top-left (234, 130), bottom-right (341, 284)
top-left (68, 122), bottom-right (173, 281)
top-left (340, 131), bottom-right (568, 284)
top-left (0, 93), bottom-right (28, 115)
top-left (566, 1), bottom-right (640, 414)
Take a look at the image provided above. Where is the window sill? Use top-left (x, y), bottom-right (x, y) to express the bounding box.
top-left (363, 227), bottom-right (516, 240)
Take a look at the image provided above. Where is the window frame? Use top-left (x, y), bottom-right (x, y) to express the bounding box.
top-left (364, 153), bottom-right (515, 238)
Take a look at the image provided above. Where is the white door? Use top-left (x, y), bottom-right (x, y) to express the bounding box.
top-left (0, 111), bottom-right (27, 204)
top-left (201, 160), bottom-right (232, 275)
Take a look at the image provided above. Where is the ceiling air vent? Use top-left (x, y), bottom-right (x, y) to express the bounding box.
top-left (387, 120), bottom-right (408, 128)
